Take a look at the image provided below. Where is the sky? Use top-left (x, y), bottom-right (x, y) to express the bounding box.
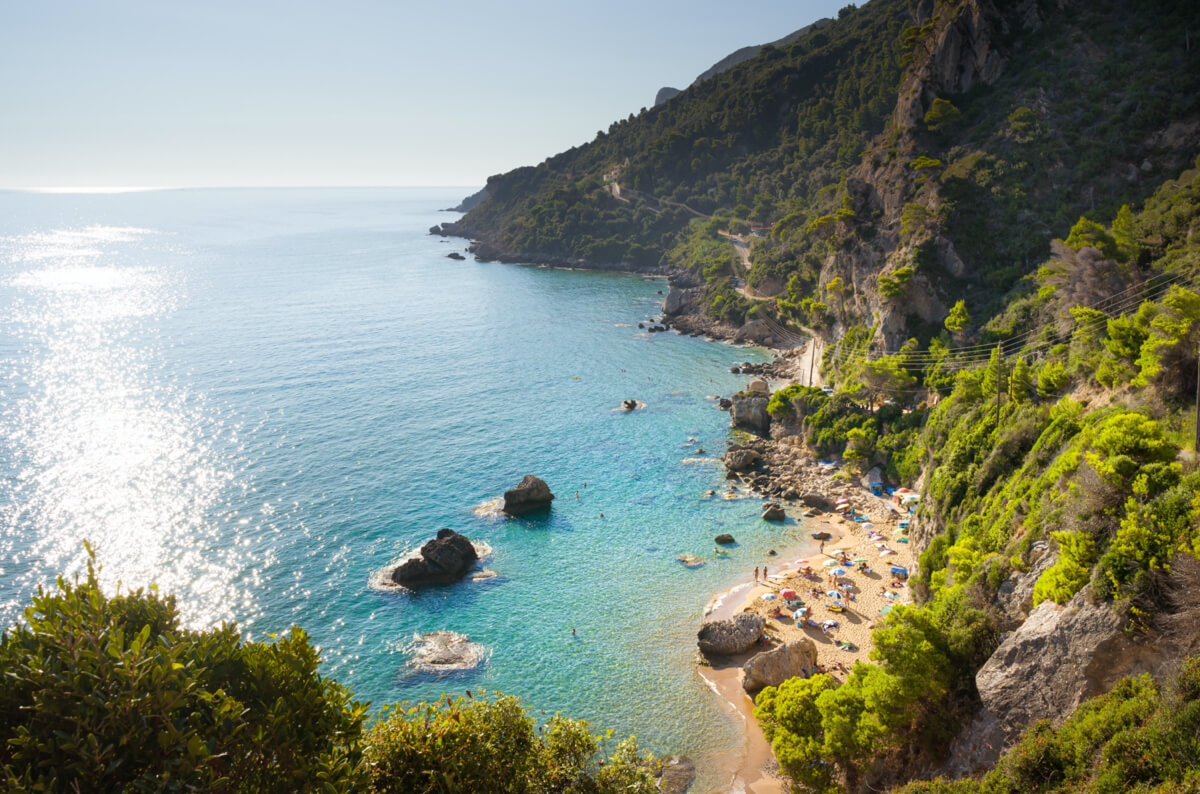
top-left (1, 1), bottom-right (852, 189)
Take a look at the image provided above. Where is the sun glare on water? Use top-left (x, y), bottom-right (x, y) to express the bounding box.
top-left (0, 225), bottom-right (255, 628)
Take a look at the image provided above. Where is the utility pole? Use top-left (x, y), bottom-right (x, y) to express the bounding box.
top-left (808, 339), bottom-right (816, 386)
top-left (995, 349), bottom-right (1004, 425)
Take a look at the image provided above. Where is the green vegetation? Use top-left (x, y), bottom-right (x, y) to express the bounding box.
top-left (0, 551), bottom-right (658, 793)
top-left (453, 0), bottom-right (911, 279)
top-left (897, 657), bottom-right (1200, 793)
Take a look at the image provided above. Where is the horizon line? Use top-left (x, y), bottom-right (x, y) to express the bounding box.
top-left (3, 185), bottom-right (484, 195)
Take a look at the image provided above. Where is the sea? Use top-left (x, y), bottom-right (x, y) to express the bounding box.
top-left (0, 187), bottom-right (807, 790)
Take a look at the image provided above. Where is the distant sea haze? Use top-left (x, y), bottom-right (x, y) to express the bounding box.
top-left (0, 187), bottom-right (783, 791)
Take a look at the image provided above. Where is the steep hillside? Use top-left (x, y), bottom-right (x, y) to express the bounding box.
top-left (439, 0), bottom-right (1200, 350)
top-left (435, 0), bottom-right (912, 271)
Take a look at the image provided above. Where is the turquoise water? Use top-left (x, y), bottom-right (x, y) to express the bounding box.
top-left (0, 188), bottom-right (802, 789)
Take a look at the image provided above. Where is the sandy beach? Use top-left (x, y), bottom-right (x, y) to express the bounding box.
top-left (698, 481), bottom-right (917, 792)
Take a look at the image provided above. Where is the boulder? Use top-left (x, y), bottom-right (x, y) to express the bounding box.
top-left (748, 378), bottom-right (769, 393)
top-left (943, 586), bottom-right (1156, 775)
top-left (742, 639), bottom-right (818, 692)
top-left (391, 529), bottom-right (478, 587)
top-left (715, 533), bottom-right (736, 545)
top-left (724, 448), bottom-right (762, 472)
top-left (730, 391), bottom-right (770, 433)
top-left (800, 493), bottom-right (832, 510)
top-left (761, 502), bottom-right (786, 521)
top-left (662, 286), bottom-right (690, 316)
top-left (718, 397), bottom-right (733, 410)
top-left (501, 475), bottom-right (555, 516)
top-left (622, 399), bottom-right (638, 411)
top-left (698, 613), bottom-right (764, 656)
top-left (445, 252), bottom-right (466, 260)
top-left (677, 554), bottom-right (705, 568)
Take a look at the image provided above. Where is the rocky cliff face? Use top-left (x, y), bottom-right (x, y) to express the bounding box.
top-left (943, 585), bottom-right (1160, 774)
top-left (821, 0), bottom-right (1019, 348)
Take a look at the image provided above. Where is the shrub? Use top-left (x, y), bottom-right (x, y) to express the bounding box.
top-left (0, 547), bottom-right (368, 793)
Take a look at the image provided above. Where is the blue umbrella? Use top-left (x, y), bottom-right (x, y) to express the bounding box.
top-left (832, 568), bottom-right (846, 576)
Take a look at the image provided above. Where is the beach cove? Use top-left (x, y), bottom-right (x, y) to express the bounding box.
top-left (0, 187), bottom-right (837, 793)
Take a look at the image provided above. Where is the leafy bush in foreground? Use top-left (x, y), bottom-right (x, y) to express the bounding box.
top-left (0, 550), bottom-right (657, 794)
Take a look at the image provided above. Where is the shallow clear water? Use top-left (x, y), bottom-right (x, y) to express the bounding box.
top-left (0, 188), bottom-right (805, 789)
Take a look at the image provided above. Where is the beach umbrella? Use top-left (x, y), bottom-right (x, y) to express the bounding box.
top-left (793, 608), bottom-right (807, 620)
top-left (825, 590), bottom-right (842, 598)
top-left (832, 568), bottom-right (846, 576)
top-left (879, 604), bottom-right (894, 614)
top-left (780, 588), bottom-right (797, 600)
top-left (760, 593), bottom-right (777, 600)
top-left (860, 522), bottom-right (875, 530)
top-left (880, 549), bottom-right (897, 556)
top-left (822, 559), bottom-right (840, 567)
top-left (852, 557), bottom-right (869, 563)
top-left (793, 559), bottom-right (809, 565)
top-left (873, 542), bottom-right (888, 548)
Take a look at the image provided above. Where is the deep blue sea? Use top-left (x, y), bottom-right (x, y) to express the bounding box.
top-left (0, 188), bottom-right (805, 789)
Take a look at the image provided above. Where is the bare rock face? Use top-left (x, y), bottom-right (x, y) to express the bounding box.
top-left (391, 529), bottom-right (479, 587)
top-left (742, 639), bottom-right (818, 692)
top-left (724, 447), bottom-right (762, 472)
top-left (698, 613), bottom-right (764, 656)
top-left (502, 475), bottom-right (555, 516)
top-left (944, 585), bottom-right (1157, 775)
top-left (730, 392), bottom-right (770, 434)
top-left (662, 286), bottom-right (690, 316)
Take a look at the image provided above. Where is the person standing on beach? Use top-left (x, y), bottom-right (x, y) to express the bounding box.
top-left (762, 565), bottom-right (768, 580)
top-left (754, 567), bottom-right (759, 583)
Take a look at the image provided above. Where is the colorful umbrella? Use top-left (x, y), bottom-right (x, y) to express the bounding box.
top-left (780, 589), bottom-right (797, 600)
top-left (822, 559), bottom-right (840, 567)
top-left (832, 568), bottom-right (846, 576)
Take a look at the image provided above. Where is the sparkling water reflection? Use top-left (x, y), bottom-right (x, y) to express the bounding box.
top-left (0, 189), bottom-right (786, 792)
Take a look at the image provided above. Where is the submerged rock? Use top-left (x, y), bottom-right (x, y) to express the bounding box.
top-left (445, 252), bottom-right (466, 260)
top-left (697, 613), bottom-right (764, 656)
top-left (407, 630), bottom-right (489, 673)
top-left (391, 529), bottom-right (478, 587)
top-left (677, 554), bottom-right (705, 568)
top-left (742, 639), bottom-right (817, 692)
top-left (502, 475), bottom-right (554, 516)
top-left (714, 533), bottom-right (736, 545)
top-left (655, 755), bottom-right (695, 794)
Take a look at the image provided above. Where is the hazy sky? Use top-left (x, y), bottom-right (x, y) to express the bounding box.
top-left (2, 1), bottom-right (851, 189)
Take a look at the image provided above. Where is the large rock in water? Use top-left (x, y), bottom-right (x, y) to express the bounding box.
top-left (502, 475), bottom-right (555, 516)
top-left (730, 391), bottom-right (770, 434)
top-left (662, 286), bottom-right (690, 316)
top-left (724, 447), bottom-right (762, 472)
top-left (697, 613), bottom-right (764, 656)
top-left (742, 639), bottom-right (818, 692)
top-left (761, 502), bottom-right (786, 521)
top-left (391, 529), bottom-right (478, 587)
